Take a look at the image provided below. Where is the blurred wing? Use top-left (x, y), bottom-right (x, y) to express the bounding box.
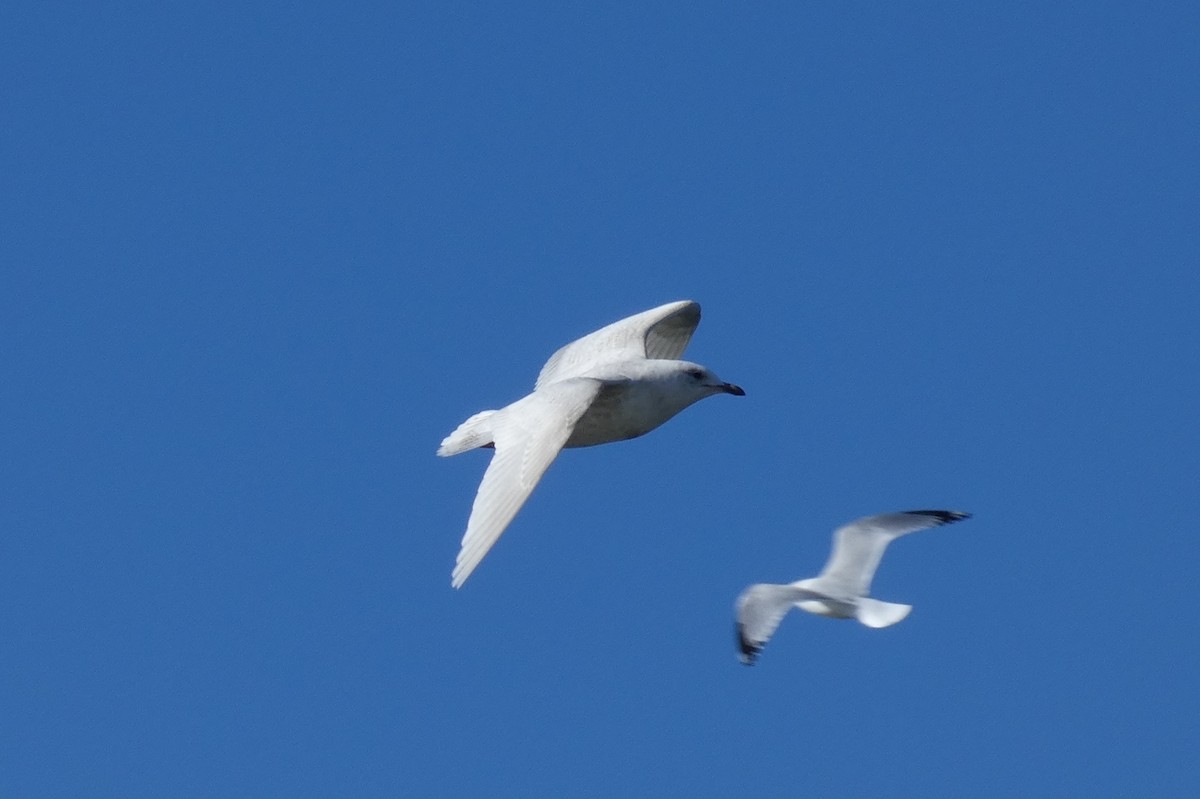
top-left (534, 300), bottom-right (700, 389)
top-left (451, 380), bottom-right (603, 588)
top-left (735, 583), bottom-right (818, 665)
top-left (818, 510), bottom-right (971, 596)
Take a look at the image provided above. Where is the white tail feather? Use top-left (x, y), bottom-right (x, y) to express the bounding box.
top-left (855, 597), bottom-right (912, 628)
top-left (438, 410), bottom-right (497, 456)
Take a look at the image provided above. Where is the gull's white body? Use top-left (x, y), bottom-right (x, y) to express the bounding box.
top-left (439, 300), bottom-right (744, 588)
top-left (735, 510), bottom-right (971, 664)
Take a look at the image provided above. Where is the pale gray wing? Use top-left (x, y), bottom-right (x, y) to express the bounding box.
top-left (534, 300), bottom-right (701, 389)
top-left (451, 380), bottom-right (603, 588)
top-left (817, 510), bottom-right (971, 597)
top-left (734, 583), bottom-right (823, 665)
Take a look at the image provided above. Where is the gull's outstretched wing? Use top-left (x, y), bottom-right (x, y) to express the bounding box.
top-left (534, 300), bottom-right (701, 389)
top-left (817, 510), bottom-right (971, 597)
top-left (734, 583), bottom-right (824, 665)
top-left (451, 380), bottom-right (603, 588)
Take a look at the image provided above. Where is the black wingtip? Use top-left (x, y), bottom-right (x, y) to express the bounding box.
top-left (736, 623), bottom-right (761, 666)
top-left (903, 509), bottom-right (972, 525)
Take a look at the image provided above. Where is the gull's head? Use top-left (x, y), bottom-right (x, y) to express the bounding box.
top-left (675, 361), bottom-right (746, 398)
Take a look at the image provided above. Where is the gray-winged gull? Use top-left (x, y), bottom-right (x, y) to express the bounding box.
top-left (736, 509), bottom-right (971, 664)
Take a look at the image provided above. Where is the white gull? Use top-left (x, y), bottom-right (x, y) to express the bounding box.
top-left (439, 300), bottom-right (744, 588)
top-left (736, 509), bottom-right (971, 664)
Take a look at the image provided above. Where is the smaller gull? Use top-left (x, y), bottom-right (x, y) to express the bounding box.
top-left (735, 509), bottom-right (971, 664)
top-left (439, 300), bottom-right (744, 588)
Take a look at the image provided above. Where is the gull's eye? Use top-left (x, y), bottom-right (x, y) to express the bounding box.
top-left (686, 368), bottom-right (704, 381)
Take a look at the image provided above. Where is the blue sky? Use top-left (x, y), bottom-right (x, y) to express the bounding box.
top-left (3, 1), bottom-right (1198, 796)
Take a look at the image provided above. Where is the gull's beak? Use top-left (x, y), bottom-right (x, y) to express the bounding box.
top-left (722, 382), bottom-right (746, 396)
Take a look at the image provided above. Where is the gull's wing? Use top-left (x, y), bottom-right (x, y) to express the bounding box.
top-left (734, 583), bottom-right (824, 665)
top-left (451, 380), bottom-right (603, 588)
top-left (817, 510), bottom-right (971, 597)
top-left (534, 300), bottom-right (701, 389)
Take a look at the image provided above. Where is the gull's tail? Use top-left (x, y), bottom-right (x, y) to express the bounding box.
top-left (438, 410), bottom-right (498, 456)
top-left (855, 597), bottom-right (912, 628)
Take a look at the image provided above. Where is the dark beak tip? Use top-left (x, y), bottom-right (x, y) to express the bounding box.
top-left (725, 383), bottom-right (746, 396)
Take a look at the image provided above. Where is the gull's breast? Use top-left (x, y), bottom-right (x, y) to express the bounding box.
top-left (565, 381), bottom-right (685, 448)
top-left (796, 598), bottom-right (857, 620)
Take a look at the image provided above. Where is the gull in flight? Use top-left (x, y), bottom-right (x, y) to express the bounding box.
top-left (735, 509), bottom-right (971, 664)
top-left (439, 300), bottom-right (744, 588)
